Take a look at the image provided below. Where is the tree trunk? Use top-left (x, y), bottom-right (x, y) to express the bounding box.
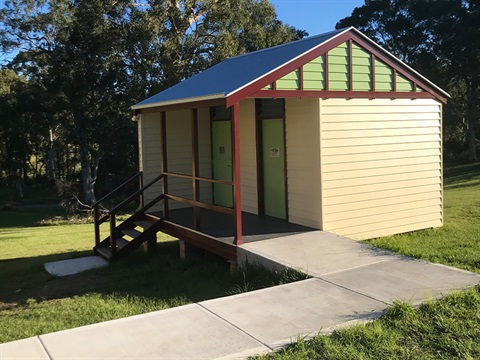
top-left (46, 129), bottom-right (57, 183)
top-left (467, 122), bottom-right (477, 161)
top-left (74, 117), bottom-right (97, 205)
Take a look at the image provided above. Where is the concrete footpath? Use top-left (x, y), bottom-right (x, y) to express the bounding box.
top-left (2, 231), bottom-right (480, 359)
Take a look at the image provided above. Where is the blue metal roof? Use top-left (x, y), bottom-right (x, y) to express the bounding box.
top-left (133, 28), bottom-right (347, 109)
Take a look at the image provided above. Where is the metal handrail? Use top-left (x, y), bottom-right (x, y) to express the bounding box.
top-left (163, 171), bottom-right (234, 186)
top-left (92, 172), bottom-right (142, 207)
top-left (94, 172), bottom-right (164, 248)
top-left (109, 174), bottom-right (163, 215)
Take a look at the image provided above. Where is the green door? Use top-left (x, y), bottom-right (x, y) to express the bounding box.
top-left (262, 118), bottom-right (286, 219)
top-left (212, 120), bottom-right (232, 207)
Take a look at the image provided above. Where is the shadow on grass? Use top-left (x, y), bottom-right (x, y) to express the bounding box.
top-left (444, 162), bottom-right (480, 188)
top-left (0, 206), bottom-right (65, 228)
top-left (0, 241), bottom-right (301, 307)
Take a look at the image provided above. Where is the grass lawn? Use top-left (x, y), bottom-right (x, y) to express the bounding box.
top-left (256, 162), bottom-right (480, 359)
top-left (0, 206), bottom-right (305, 344)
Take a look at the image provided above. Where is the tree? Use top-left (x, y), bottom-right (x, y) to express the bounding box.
top-left (337, 0), bottom-right (480, 161)
top-left (0, 0), bottom-right (305, 205)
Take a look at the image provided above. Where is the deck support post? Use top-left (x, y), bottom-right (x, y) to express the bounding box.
top-left (161, 111), bottom-right (169, 220)
top-left (192, 109), bottom-right (201, 230)
top-left (179, 239), bottom-right (186, 260)
top-left (231, 102), bottom-right (243, 245)
top-left (229, 260), bottom-right (237, 272)
top-left (143, 235), bottom-right (157, 253)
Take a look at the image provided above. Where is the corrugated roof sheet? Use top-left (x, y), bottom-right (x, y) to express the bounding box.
top-left (133, 28), bottom-right (347, 109)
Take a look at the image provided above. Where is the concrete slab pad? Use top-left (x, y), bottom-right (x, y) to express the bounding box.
top-left (200, 278), bottom-right (385, 349)
top-left (240, 231), bottom-right (399, 277)
top-left (44, 256), bottom-right (108, 276)
top-left (0, 337), bottom-right (49, 360)
top-left (39, 304), bottom-right (268, 359)
top-left (322, 258), bottom-right (480, 305)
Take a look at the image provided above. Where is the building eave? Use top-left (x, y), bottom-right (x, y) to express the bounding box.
top-left (131, 93), bottom-right (226, 111)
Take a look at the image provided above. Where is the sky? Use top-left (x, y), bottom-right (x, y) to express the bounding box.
top-left (271, 0), bottom-right (365, 36)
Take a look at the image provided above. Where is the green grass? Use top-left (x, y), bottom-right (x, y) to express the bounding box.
top-left (255, 162), bottom-right (480, 359)
top-left (0, 202), bottom-right (306, 344)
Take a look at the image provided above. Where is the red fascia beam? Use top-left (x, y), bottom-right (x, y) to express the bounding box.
top-left (231, 102), bottom-right (243, 245)
top-left (325, 53), bottom-right (329, 91)
top-left (393, 68), bottom-right (397, 92)
top-left (299, 66), bottom-right (304, 91)
top-left (348, 39), bottom-right (353, 91)
top-left (226, 31), bottom-right (354, 107)
top-left (371, 53), bottom-right (376, 91)
top-left (250, 89), bottom-right (437, 100)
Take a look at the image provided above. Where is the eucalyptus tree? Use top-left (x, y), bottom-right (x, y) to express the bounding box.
top-left (0, 0), bottom-right (304, 204)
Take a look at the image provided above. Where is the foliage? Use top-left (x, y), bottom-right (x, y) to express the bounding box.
top-left (0, 0), bottom-right (305, 204)
top-left (337, 0), bottom-right (480, 161)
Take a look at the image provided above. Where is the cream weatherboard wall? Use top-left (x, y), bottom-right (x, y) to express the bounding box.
top-left (138, 105), bottom-right (257, 213)
top-left (165, 108), bottom-right (212, 209)
top-left (138, 112), bottom-right (162, 211)
top-left (138, 109), bottom-right (212, 211)
top-left (319, 98), bottom-right (443, 240)
top-left (239, 99), bottom-right (258, 214)
top-left (285, 98), bottom-right (322, 228)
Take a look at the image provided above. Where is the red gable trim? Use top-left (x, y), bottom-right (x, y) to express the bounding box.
top-left (226, 29), bottom-right (447, 107)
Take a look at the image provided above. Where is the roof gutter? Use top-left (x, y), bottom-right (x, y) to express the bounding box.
top-left (131, 93), bottom-right (226, 110)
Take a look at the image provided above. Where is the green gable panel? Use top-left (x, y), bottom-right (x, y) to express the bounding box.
top-left (304, 55), bottom-right (325, 90)
top-left (374, 58), bottom-right (393, 91)
top-left (260, 39), bottom-right (424, 96)
top-left (396, 73), bottom-right (414, 92)
top-left (277, 69), bottom-right (300, 90)
top-left (328, 42), bottom-right (349, 91)
top-left (352, 43), bottom-right (371, 91)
